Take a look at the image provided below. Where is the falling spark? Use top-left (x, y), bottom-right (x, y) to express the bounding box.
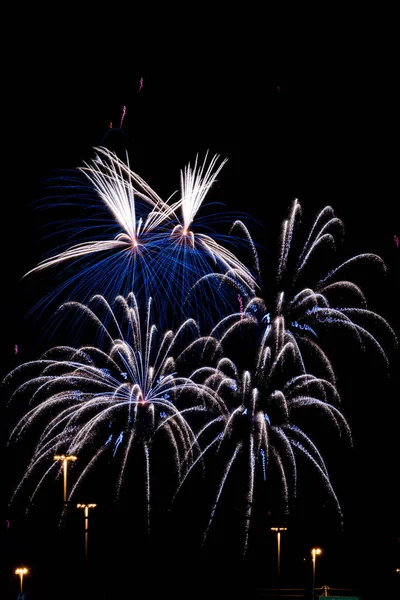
top-left (120, 106), bottom-right (126, 129)
top-left (139, 77), bottom-right (144, 92)
top-left (14, 344), bottom-right (18, 355)
top-left (394, 235), bottom-right (399, 248)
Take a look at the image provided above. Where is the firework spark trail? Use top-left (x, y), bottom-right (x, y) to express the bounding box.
top-left (278, 198), bottom-right (301, 279)
top-left (172, 431), bottom-right (224, 504)
top-left (270, 443), bottom-right (290, 510)
top-left (68, 446), bottom-right (106, 501)
top-left (202, 443), bottom-right (241, 547)
top-left (296, 205), bottom-right (343, 271)
top-left (242, 435), bottom-right (255, 554)
top-left (238, 294), bottom-right (244, 318)
top-left (289, 432), bottom-right (343, 520)
top-left (230, 219), bottom-right (261, 281)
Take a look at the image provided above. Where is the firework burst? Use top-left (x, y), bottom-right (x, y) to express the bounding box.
top-left (4, 293), bottom-right (224, 528)
top-left (208, 198), bottom-right (398, 381)
top-left (174, 331), bottom-right (352, 553)
top-left (23, 147), bottom-right (259, 336)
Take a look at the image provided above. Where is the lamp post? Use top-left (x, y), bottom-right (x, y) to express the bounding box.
top-left (77, 503), bottom-right (97, 563)
top-left (271, 527), bottom-right (287, 597)
top-left (15, 567), bottom-right (28, 595)
top-left (311, 547), bottom-right (322, 599)
top-left (54, 454), bottom-right (77, 518)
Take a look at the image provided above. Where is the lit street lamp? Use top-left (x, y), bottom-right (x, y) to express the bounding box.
top-left (54, 454), bottom-right (77, 517)
top-left (311, 547), bottom-right (322, 599)
top-left (15, 567), bottom-right (28, 594)
top-left (271, 526), bottom-right (287, 597)
top-left (77, 503), bottom-right (97, 562)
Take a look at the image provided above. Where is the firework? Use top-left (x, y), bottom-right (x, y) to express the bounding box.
top-left (23, 147), bottom-right (259, 335)
top-left (174, 331), bottom-right (353, 553)
top-left (6, 148), bottom-right (397, 557)
top-left (209, 198), bottom-right (397, 381)
top-left (4, 293), bottom-right (225, 528)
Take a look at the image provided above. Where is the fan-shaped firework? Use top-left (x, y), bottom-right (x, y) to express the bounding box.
top-left (4, 293), bottom-right (225, 528)
top-left (23, 147), bottom-right (259, 334)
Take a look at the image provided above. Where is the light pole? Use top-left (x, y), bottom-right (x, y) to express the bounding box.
top-left (54, 454), bottom-right (77, 518)
top-left (15, 567), bottom-right (28, 595)
top-left (271, 527), bottom-right (287, 597)
top-left (77, 503), bottom-right (97, 563)
top-left (311, 547), bottom-right (322, 599)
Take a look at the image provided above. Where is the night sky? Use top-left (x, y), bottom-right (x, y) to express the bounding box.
top-left (1, 15), bottom-right (399, 600)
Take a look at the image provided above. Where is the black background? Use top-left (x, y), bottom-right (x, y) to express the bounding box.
top-left (1, 10), bottom-right (399, 600)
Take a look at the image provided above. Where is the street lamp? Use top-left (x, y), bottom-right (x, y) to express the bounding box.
top-left (54, 454), bottom-right (77, 517)
top-left (15, 567), bottom-right (28, 594)
top-left (271, 526), bottom-right (287, 596)
top-left (77, 503), bottom-right (97, 562)
top-left (311, 547), bottom-right (322, 599)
